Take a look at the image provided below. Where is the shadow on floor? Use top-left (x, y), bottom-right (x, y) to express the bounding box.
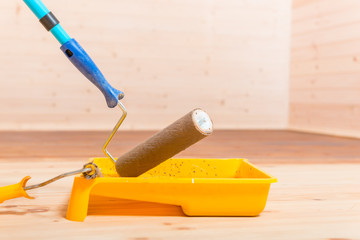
top-left (87, 195), bottom-right (186, 217)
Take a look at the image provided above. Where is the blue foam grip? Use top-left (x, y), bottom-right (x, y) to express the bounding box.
top-left (60, 39), bottom-right (124, 108)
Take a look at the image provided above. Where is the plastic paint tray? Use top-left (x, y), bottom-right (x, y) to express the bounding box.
top-left (66, 158), bottom-right (277, 221)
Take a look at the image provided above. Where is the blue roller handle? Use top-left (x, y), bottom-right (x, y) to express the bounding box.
top-left (23, 0), bottom-right (124, 108)
top-left (60, 39), bottom-right (123, 108)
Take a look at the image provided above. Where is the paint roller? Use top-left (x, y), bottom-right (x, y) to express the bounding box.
top-left (20, 0), bottom-right (215, 177)
top-left (116, 108), bottom-right (213, 177)
top-left (0, 0), bottom-right (214, 203)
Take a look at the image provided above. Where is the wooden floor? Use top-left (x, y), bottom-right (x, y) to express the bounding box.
top-left (1, 130), bottom-right (360, 163)
top-left (0, 130), bottom-right (359, 240)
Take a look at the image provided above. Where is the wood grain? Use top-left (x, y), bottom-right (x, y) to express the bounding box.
top-left (290, 0), bottom-right (360, 138)
top-left (0, 0), bottom-right (291, 130)
top-left (0, 130), bottom-right (359, 164)
top-left (0, 130), bottom-right (359, 239)
top-left (2, 163), bottom-right (360, 240)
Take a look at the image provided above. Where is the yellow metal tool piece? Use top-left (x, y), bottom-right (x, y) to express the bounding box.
top-left (103, 102), bottom-right (127, 163)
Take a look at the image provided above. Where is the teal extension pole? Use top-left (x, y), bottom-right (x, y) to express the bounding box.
top-left (23, 0), bottom-right (71, 44)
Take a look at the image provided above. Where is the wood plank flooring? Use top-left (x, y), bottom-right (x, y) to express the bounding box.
top-left (0, 130), bottom-right (359, 163)
top-left (0, 130), bottom-right (359, 239)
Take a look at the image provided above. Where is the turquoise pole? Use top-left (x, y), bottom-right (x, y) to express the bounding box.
top-left (23, 0), bottom-right (71, 44)
top-left (50, 25), bottom-right (71, 45)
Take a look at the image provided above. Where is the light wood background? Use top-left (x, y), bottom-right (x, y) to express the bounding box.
top-left (0, 0), bottom-right (291, 130)
top-left (290, 0), bottom-right (360, 138)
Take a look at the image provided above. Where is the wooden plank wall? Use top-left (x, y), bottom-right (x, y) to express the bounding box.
top-left (0, 0), bottom-right (291, 130)
top-left (290, 0), bottom-right (360, 138)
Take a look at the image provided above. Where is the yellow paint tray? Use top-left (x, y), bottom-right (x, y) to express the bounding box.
top-left (66, 158), bottom-right (277, 221)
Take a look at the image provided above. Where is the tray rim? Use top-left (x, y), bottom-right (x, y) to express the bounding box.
top-left (83, 157), bottom-right (277, 184)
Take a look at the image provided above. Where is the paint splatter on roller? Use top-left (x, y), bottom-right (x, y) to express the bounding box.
top-left (116, 108), bottom-right (213, 177)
